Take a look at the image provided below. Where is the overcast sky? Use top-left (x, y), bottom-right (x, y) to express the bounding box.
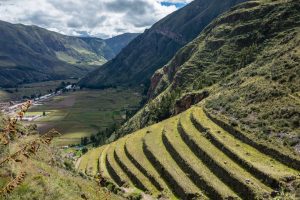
top-left (0, 0), bottom-right (193, 38)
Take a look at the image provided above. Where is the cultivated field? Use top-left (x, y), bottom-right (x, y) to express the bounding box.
top-left (27, 88), bottom-right (142, 146)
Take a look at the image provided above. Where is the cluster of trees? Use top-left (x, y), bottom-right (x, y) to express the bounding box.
top-left (80, 122), bottom-right (120, 147)
top-left (54, 81), bottom-right (73, 93)
top-left (148, 89), bottom-right (181, 122)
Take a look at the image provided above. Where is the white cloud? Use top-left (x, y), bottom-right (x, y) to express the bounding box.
top-left (0, 0), bottom-right (192, 38)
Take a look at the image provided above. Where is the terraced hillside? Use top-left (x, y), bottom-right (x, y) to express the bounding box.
top-left (77, 105), bottom-right (300, 199)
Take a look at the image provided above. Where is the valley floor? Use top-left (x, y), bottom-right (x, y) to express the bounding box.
top-left (26, 88), bottom-right (142, 146)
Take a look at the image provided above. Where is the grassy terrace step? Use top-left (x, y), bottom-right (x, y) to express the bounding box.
top-left (178, 109), bottom-right (272, 199)
top-left (192, 106), bottom-right (300, 189)
top-left (125, 130), bottom-right (174, 198)
top-left (114, 136), bottom-right (159, 194)
top-left (143, 122), bottom-right (207, 200)
top-left (106, 142), bottom-right (131, 187)
top-left (162, 117), bottom-right (239, 199)
top-left (99, 145), bottom-right (111, 180)
top-left (85, 147), bottom-right (105, 177)
top-left (77, 151), bottom-right (90, 173)
top-left (203, 107), bottom-right (300, 171)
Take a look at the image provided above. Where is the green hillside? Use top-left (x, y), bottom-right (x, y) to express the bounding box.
top-left (0, 21), bottom-right (138, 88)
top-left (77, 105), bottom-right (300, 199)
top-left (0, 136), bottom-right (122, 200)
top-left (79, 0), bottom-right (247, 88)
top-left (119, 0), bottom-right (300, 153)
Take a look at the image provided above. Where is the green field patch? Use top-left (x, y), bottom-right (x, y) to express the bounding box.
top-left (58, 131), bottom-right (94, 140)
top-left (24, 111), bottom-right (44, 116)
top-left (27, 88), bottom-right (142, 146)
top-left (35, 110), bottom-right (67, 122)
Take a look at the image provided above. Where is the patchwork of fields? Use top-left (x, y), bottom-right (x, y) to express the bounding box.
top-left (77, 105), bottom-right (300, 199)
top-left (27, 89), bottom-right (142, 146)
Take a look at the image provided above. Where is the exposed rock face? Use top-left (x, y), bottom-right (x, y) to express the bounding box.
top-left (147, 69), bottom-right (165, 99)
top-left (147, 43), bottom-right (197, 99)
top-left (174, 91), bottom-right (209, 114)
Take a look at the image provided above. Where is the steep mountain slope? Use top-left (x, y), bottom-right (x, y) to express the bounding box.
top-left (119, 0), bottom-right (300, 152)
top-left (0, 21), bottom-right (138, 88)
top-left (105, 33), bottom-right (140, 56)
top-left (79, 0), bottom-right (247, 88)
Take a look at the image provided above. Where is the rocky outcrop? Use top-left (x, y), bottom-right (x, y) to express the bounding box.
top-left (147, 42), bottom-right (197, 99)
top-left (147, 69), bottom-right (165, 99)
top-left (174, 91), bottom-right (209, 114)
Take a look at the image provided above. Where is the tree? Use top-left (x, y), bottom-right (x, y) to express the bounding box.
top-left (82, 147), bottom-right (88, 154)
top-left (90, 135), bottom-right (96, 143)
top-left (81, 137), bottom-right (89, 146)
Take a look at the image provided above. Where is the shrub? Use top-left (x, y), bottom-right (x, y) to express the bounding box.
top-left (128, 192), bottom-right (142, 200)
top-left (64, 161), bottom-right (74, 171)
top-left (0, 100), bottom-right (60, 197)
top-left (82, 147), bottom-right (88, 154)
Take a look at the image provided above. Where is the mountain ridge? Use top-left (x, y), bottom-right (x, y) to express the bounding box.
top-left (79, 0), bottom-right (247, 88)
top-left (0, 20), bottom-right (138, 87)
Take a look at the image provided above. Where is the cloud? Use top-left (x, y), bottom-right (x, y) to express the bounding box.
top-left (0, 0), bottom-right (191, 38)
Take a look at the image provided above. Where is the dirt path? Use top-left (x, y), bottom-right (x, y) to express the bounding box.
top-left (75, 157), bottom-right (82, 170)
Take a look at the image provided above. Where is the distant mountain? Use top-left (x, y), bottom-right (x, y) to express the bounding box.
top-left (79, 0), bottom-right (247, 88)
top-left (0, 21), bottom-right (138, 87)
top-left (105, 33), bottom-right (140, 56)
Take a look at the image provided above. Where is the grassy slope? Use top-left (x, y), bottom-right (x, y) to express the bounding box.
top-left (119, 0), bottom-right (300, 152)
top-left (0, 21), bottom-right (108, 87)
top-left (0, 137), bottom-right (121, 200)
top-left (3, 160), bottom-right (118, 200)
